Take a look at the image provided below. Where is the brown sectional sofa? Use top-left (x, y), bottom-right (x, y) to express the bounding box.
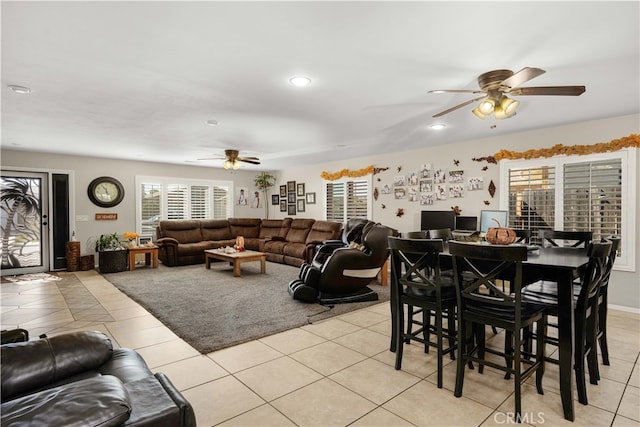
top-left (155, 217), bottom-right (342, 268)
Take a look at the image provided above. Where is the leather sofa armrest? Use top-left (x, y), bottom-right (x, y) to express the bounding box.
top-left (155, 237), bottom-right (179, 266)
top-left (0, 375), bottom-right (131, 427)
top-left (155, 373), bottom-right (197, 427)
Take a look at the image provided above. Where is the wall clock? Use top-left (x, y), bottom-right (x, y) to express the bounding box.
top-left (87, 176), bottom-right (124, 208)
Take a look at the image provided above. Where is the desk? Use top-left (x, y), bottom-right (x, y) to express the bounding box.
top-left (389, 245), bottom-right (588, 422)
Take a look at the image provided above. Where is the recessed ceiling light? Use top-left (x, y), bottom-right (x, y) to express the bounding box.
top-left (8, 85), bottom-right (31, 94)
top-left (206, 119), bottom-right (218, 126)
top-left (289, 76), bottom-right (311, 87)
top-left (430, 123), bottom-right (447, 130)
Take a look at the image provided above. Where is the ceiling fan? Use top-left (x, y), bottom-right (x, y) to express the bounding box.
top-left (429, 67), bottom-right (585, 120)
top-left (199, 149), bottom-right (261, 169)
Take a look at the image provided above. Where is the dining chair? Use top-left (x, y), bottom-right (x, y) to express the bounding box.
top-left (449, 241), bottom-right (546, 422)
top-left (388, 236), bottom-right (457, 389)
top-left (426, 228), bottom-right (453, 241)
top-left (596, 236), bottom-right (621, 371)
top-left (403, 231), bottom-right (427, 239)
top-left (538, 230), bottom-right (592, 249)
top-left (513, 229), bottom-right (532, 244)
top-left (522, 240), bottom-right (611, 405)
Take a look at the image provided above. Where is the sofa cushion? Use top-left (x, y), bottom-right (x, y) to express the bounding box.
top-left (259, 219), bottom-right (287, 238)
top-left (159, 220), bottom-right (203, 244)
top-left (306, 220), bottom-right (342, 244)
top-left (229, 217), bottom-right (261, 238)
top-left (200, 220), bottom-right (232, 241)
top-left (1, 375), bottom-right (131, 427)
top-left (285, 219), bottom-right (315, 243)
top-left (283, 242), bottom-right (306, 259)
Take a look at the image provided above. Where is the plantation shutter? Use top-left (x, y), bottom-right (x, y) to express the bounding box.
top-left (325, 182), bottom-right (344, 221)
top-left (508, 166), bottom-right (556, 244)
top-left (167, 184), bottom-right (188, 219)
top-left (190, 185), bottom-right (210, 219)
top-left (563, 159), bottom-right (622, 246)
top-left (346, 179), bottom-right (368, 218)
top-left (213, 185), bottom-right (230, 219)
top-left (140, 182), bottom-right (162, 235)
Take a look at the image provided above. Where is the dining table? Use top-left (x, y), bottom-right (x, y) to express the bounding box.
top-left (388, 243), bottom-right (590, 422)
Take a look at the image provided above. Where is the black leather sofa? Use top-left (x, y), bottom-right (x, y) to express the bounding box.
top-left (1, 331), bottom-right (196, 427)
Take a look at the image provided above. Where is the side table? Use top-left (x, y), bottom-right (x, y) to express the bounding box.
top-left (128, 246), bottom-right (159, 271)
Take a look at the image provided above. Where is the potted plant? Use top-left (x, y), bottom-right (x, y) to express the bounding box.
top-left (95, 232), bottom-right (128, 273)
top-left (253, 171), bottom-right (276, 219)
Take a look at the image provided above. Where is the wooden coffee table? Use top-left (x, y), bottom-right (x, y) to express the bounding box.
top-left (204, 249), bottom-right (266, 277)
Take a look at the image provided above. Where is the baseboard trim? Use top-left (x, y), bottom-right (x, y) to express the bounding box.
top-left (609, 304), bottom-right (640, 314)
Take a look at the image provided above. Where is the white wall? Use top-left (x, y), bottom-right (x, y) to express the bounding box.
top-left (2, 113), bottom-right (638, 309)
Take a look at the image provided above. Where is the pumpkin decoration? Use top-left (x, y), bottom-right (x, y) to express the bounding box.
top-left (485, 218), bottom-right (517, 245)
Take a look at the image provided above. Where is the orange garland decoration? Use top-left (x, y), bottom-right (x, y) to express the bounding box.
top-left (493, 134), bottom-right (639, 161)
top-left (321, 165), bottom-right (375, 181)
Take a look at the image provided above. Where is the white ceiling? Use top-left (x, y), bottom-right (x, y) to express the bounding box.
top-left (2, 1), bottom-right (639, 171)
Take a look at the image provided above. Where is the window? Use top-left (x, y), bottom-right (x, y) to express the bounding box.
top-left (136, 176), bottom-right (232, 238)
top-left (501, 149), bottom-right (636, 270)
top-left (324, 178), bottom-right (370, 222)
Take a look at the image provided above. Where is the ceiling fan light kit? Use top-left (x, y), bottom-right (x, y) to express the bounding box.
top-left (199, 149), bottom-right (261, 169)
top-left (430, 67), bottom-right (585, 120)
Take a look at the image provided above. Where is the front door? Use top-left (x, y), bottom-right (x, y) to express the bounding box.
top-left (1, 171), bottom-right (50, 275)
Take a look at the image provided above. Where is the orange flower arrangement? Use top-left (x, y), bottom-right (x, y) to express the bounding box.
top-left (493, 134), bottom-right (639, 161)
top-left (123, 232), bottom-right (139, 242)
top-left (320, 165), bottom-right (375, 181)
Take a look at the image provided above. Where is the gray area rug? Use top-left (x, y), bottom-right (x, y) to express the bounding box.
top-left (103, 261), bottom-right (389, 354)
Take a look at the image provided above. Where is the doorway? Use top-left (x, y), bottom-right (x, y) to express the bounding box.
top-left (1, 171), bottom-right (50, 275)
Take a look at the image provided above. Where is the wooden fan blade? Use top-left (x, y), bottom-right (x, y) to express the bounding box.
top-left (432, 95), bottom-right (487, 118)
top-left (428, 89), bottom-right (484, 94)
top-left (238, 158), bottom-right (261, 165)
top-left (500, 67), bottom-right (545, 89)
top-left (197, 157), bottom-right (225, 160)
top-left (509, 86), bottom-right (586, 96)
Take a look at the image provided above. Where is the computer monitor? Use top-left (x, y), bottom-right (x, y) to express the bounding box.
top-left (420, 210), bottom-right (455, 231)
top-left (455, 216), bottom-right (478, 231)
top-left (480, 210), bottom-right (508, 233)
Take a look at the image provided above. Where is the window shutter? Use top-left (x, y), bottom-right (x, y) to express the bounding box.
top-left (167, 184), bottom-right (188, 219)
top-left (346, 179), bottom-right (368, 218)
top-left (508, 166), bottom-right (556, 244)
top-left (325, 182), bottom-right (344, 221)
top-left (190, 185), bottom-right (210, 219)
top-left (213, 185), bottom-right (230, 219)
top-left (140, 182), bottom-right (162, 235)
top-left (563, 159), bottom-right (622, 245)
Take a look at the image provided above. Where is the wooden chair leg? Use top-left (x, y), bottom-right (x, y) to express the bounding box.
top-left (536, 317), bottom-right (546, 395)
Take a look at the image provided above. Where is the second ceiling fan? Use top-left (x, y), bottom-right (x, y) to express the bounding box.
top-left (429, 67), bottom-right (585, 119)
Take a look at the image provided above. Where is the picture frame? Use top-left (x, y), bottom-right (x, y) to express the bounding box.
top-left (279, 185), bottom-right (286, 198)
top-left (139, 236), bottom-right (152, 245)
top-left (296, 182), bottom-right (305, 196)
top-left (271, 194), bottom-right (280, 205)
top-left (306, 192), bottom-right (316, 204)
top-left (287, 180), bottom-right (296, 193)
top-left (287, 192), bottom-right (296, 204)
top-left (287, 203), bottom-right (296, 215)
top-left (280, 200), bottom-right (287, 212)
top-left (297, 199), bottom-right (305, 212)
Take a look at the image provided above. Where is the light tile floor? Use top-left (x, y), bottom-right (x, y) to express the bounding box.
top-left (1, 269), bottom-right (639, 426)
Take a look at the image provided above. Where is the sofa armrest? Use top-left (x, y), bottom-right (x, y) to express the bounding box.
top-left (155, 237), bottom-right (179, 266)
top-left (155, 372), bottom-right (197, 427)
top-left (1, 375), bottom-right (131, 427)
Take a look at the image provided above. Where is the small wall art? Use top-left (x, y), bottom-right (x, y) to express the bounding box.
top-left (306, 192), bottom-right (316, 204)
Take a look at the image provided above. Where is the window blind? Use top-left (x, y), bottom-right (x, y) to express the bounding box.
top-left (508, 166), bottom-right (555, 245)
top-left (213, 185), bottom-right (230, 219)
top-left (325, 179), bottom-right (369, 221)
top-left (563, 159), bottom-right (622, 248)
top-left (166, 184), bottom-right (188, 219)
top-left (190, 185), bottom-right (210, 219)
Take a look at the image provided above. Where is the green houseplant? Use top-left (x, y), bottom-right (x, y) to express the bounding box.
top-left (253, 172), bottom-right (276, 219)
top-left (95, 233), bottom-right (128, 273)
